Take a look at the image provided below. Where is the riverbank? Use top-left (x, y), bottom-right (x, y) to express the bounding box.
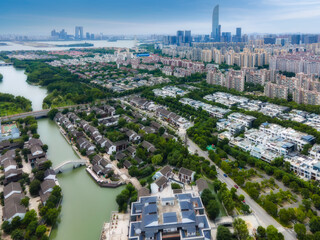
top-left (0, 65), bottom-right (47, 111)
top-left (55, 117), bottom-right (128, 188)
top-left (37, 119), bottom-right (125, 240)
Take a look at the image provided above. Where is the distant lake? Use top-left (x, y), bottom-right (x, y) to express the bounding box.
top-left (0, 40), bottom-right (137, 51)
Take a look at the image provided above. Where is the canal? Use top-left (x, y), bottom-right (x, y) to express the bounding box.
top-left (0, 64), bottom-right (124, 240)
top-left (37, 119), bottom-right (123, 240)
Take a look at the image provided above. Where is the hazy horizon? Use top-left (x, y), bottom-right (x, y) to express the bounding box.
top-left (1, 0), bottom-right (320, 36)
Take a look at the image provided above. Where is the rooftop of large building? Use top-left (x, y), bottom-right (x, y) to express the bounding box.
top-left (129, 193), bottom-right (209, 240)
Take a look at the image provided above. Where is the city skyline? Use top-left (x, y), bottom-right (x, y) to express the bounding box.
top-left (1, 0), bottom-right (320, 35)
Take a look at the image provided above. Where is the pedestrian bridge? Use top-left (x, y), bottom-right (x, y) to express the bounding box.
top-left (54, 160), bottom-right (87, 173)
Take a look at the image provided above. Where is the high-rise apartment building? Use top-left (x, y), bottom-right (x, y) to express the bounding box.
top-left (207, 70), bottom-right (244, 92)
top-left (225, 70), bottom-right (245, 92)
top-left (264, 82), bottom-right (288, 100)
top-left (293, 88), bottom-right (320, 105)
top-left (201, 49), bottom-right (213, 62)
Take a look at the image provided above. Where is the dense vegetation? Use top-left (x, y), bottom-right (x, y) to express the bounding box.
top-left (12, 59), bottom-right (110, 108)
top-left (0, 93), bottom-right (32, 116)
top-left (116, 184), bottom-right (137, 212)
top-left (244, 82), bottom-right (264, 92)
top-left (11, 58), bottom-right (205, 109)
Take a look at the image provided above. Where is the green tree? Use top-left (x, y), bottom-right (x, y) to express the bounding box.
top-left (217, 225), bottom-right (233, 240)
top-left (201, 189), bottom-right (215, 206)
top-left (241, 204), bottom-right (250, 214)
top-left (282, 175), bottom-right (291, 186)
top-left (11, 216), bottom-right (21, 229)
top-left (22, 209), bottom-right (37, 226)
top-left (159, 127), bottom-right (165, 136)
top-left (29, 179), bottom-right (41, 196)
top-left (263, 200), bottom-right (278, 217)
top-left (294, 223), bottom-right (306, 240)
top-left (45, 208), bottom-right (60, 226)
top-left (312, 194), bottom-right (320, 210)
top-left (48, 108), bottom-right (59, 120)
top-left (26, 220), bottom-right (38, 236)
top-left (233, 218), bottom-right (249, 240)
top-left (278, 209), bottom-right (290, 225)
top-left (42, 144), bottom-right (49, 152)
top-left (118, 118), bottom-right (126, 128)
top-left (257, 226), bottom-right (266, 238)
top-left (36, 225), bottom-right (47, 238)
top-left (310, 216), bottom-right (320, 233)
top-left (314, 232), bottom-right (320, 240)
top-left (20, 196), bottom-right (30, 208)
top-left (171, 183), bottom-right (181, 190)
top-left (266, 225), bottom-right (284, 240)
top-left (207, 200), bottom-right (220, 220)
top-left (301, 144), bottom-right (312, 155)
top-left (1, 220), bottom-right (11, 234)
top-left (151, 154), bottom-right (163, 165)
top-left (11, 229), bottom-right (24, 240)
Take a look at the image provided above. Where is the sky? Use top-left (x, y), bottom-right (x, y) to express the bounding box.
top-left (1, 0), bottom-right (320, 36)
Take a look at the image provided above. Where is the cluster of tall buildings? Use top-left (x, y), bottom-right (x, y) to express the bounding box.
top-left (264, 34), bottom-right (319, 46)
top-left (206, 64), bottom-right (320, 105)
top-left (270, 52), bottom-right (320, 75)
top-left (51, 26), bottom-right (95, 40)
top-left (161, 3), bottom-right (320, 46)
top-left (163, 30), bottom-right (192, 46)
top-left (162, 4), bottom-right (243, 45)
top-left (265, 72), bottom-right (320, 105)
top-left (211, 5), bottom-right (243, 43)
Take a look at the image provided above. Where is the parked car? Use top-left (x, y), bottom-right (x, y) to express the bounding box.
top-left (223, 174), bottom-right (228, 177)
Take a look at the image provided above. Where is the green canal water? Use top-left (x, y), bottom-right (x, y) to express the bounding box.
top-left (1, 60), bottom-right (124, 240)
top-left (37, 119), bottom-right (124, 240)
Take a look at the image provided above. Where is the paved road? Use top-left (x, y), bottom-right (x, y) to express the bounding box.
top-left (186, 137), bottom-right (296, 240)
top-left (123, 98), bottom-right (296, 239)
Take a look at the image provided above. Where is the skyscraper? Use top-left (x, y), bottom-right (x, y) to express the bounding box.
top-left (291, 35), bottom-right (301, 45)
top-left (211, 4), bottom-right (220, 41)
top-left (177, 30), bottom-right (184, 46)
top-left (75, 26), bottom-right (83, 40)
top-left (184, 30), bottom-right (192, 45)
top-left (236, 28), bottom-right (242, 42)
